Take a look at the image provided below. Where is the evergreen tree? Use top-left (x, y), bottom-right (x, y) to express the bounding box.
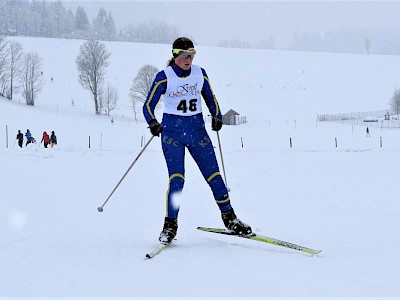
top-left (105, 11), bottom-right (116, 40)
top-left (92, 8), bottom-right (116, 40)
top-left (92, 8), bottom-right (107, 40)
top-left (51, 0), bottom-right (70, 37)
top-left (66, 8), bottom-right (75, 36)
top-left (74, 6), bottom-right (90, 33)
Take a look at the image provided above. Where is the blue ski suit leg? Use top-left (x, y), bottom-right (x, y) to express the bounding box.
top-left (161, 128), bottom-right (231, 219)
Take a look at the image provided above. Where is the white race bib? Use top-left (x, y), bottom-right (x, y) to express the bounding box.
top-left (163, 65), bottom-right (204, 116)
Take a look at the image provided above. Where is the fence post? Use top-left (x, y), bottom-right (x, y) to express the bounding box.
top-left (380, 136), bottom-right (382, 148)
top-left (289, 137), bottom-right (292, 148)
top-left (89, 136), bottom-right (91, 149)
top-left (5, 125), bottom-right (8, 148)
top-left (141, 135), bottom-right (146, 147)
top-left (335, 137), bottom-right (337, 148)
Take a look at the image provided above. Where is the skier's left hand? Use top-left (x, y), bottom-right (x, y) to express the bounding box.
top-left (212, 116), bottom-right (223, 131)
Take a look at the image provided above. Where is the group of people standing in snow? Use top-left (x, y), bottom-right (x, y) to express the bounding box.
top-left (16, 129), bottom-right (57, 148)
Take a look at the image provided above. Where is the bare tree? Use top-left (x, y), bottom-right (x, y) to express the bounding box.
top-left (129, 64), bottom-right (159, 120)
top-left (101, 82), bottom-right (118, 116)
top-left (20, 51), bottom-right (44, 106)
top-left (389, 88), bottom-right (400, 119)
top-left (130, 94), bottom-right (140, 121)
top-left (76, 39), bottom-right (111, 114)
top-left (8, 40), bottom-right (23, 100)
top-left (0, 36), bottom-right (9, 97)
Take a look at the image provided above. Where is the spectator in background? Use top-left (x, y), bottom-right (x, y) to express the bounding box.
top-left (366, 127), bottom-right (371, 138)
top-left (50, 131), bottom-right (57, 148)
top-left (41, 131), bottom-right (50, 148)
top-left (16, 130), bottom-right (24, 148)
top-left (25, 129), bottom-right (33, 146)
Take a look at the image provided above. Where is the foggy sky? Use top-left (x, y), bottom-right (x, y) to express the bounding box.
top-left (62, 1), bottom-right (400, 48)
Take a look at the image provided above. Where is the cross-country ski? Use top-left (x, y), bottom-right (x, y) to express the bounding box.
top-left (197, 227), bottom-right (321, 255)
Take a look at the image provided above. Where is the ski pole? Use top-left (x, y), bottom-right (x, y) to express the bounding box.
top-left (97, 135), bottom-right (155, 212)
top-left (216, 131), bottom-right (230, 191)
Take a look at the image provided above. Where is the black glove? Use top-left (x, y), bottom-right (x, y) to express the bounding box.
top-left (148, 119), bottom-right (163, 136)
top-left (212, 116), bottom-right (223, 131)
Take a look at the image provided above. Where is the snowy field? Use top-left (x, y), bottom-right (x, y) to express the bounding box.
top-left (1, 37), bottom-right (400, 298)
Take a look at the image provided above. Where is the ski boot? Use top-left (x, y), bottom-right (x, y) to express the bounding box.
top-left (221, 208), bottom-right (252, 235)
top-left (159, 217), bottom-right (178, 244)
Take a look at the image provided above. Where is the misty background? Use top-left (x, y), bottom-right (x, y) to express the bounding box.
top-left (2, 0), bottom-right (400, 54)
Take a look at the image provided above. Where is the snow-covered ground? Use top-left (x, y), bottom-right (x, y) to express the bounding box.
top-left (1, 36), bottom-right (400, 298)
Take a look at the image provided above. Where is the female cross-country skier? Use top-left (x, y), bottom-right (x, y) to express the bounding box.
top-left (143, 37), bottom-right (252, 244)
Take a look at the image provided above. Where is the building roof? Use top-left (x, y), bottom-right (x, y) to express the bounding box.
top-left (223, 109), bottom-right (240, 116)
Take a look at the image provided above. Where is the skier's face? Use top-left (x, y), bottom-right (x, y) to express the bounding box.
top-left (175, 54), bottom-right (193, 71)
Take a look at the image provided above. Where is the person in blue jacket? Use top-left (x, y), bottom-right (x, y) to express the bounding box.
top-left (143, 37), bottom-right (252, 244)
top-left (50, 131), bottom-right (57, 148)
top-left (25, 129), bottom-right (33, 146)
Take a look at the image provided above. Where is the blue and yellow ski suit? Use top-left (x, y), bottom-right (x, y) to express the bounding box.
top-left (143, 63), bottom-right (232, 218)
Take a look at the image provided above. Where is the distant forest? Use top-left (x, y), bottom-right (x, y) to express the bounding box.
top-left (1, 0), bottom-right (400, 55)
top-left (0, 0), bottom-right (181, 44)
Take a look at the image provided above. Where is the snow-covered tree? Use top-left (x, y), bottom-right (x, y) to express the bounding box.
top-left (8, 40), bottom-right (24, 100)
top-left (2, 0), bottom-right (26, 36)
top-left (74, 6), bottom-right (90, 33)
top-left (76, 39), bottom-right (111, 115)
top-left (66, 8), bottom-right (75, 35)
top-left (100, 82), bottom-right (118, 116)
top-left (51, 0), bottom-right (71, 37)
top-left (92, 8), bottom-right (116, 40)
top-left (0, 36), bottom-right (9, 97)
top-left (120, 22), bottom-right (179, 44)
top-left (105, 11), bottom-right (116, 40)
top-left (129, 64), bottom-right (159, 120)
top-left (389, 88), bottom-right (400, 119)
top-left (20, 51), bottom-right (44, 106)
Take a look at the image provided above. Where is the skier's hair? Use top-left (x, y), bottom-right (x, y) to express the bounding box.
top-left (167, 57), bottom-right (175, 66)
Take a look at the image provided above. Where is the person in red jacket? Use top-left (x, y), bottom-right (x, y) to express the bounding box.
top-left (41, 131), bottom-right (50, 148)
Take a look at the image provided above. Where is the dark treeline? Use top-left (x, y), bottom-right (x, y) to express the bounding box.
top-left (0, 0), bottom-right (182, 44)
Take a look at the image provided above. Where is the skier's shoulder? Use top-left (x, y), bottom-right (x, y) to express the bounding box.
top-left (154, 69), bottom-right (167, 82)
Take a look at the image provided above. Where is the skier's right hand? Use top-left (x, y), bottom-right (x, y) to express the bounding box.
top-left (148, 119), bottom-right (163, 137)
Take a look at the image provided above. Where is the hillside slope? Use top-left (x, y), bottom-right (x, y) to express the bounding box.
top-left (1, 37), bottom-right (400, 298)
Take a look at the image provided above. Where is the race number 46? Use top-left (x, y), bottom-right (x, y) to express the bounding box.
top-left (177, 99), bottom-right (197, 113)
